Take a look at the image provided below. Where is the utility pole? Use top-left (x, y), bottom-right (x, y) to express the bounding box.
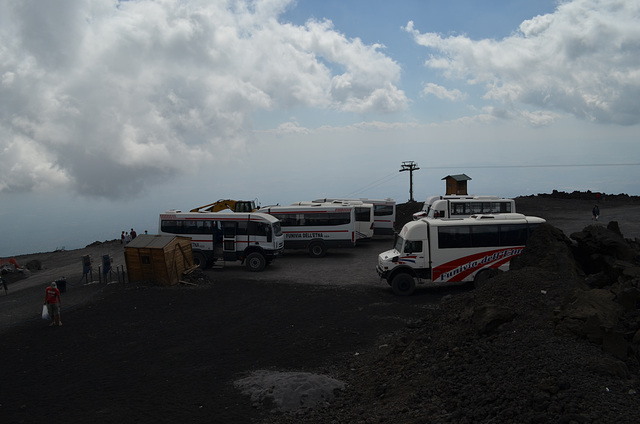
top-left (399, 161), bottom-right (419, 202)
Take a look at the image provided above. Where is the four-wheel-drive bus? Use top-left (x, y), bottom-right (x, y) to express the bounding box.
top-left (158, 210), bottom-right (284, 271)
top-left (292, 200), bottom-right (374, 241)
top-left (313, 198), bottom-right (396, 235)
top-left (413, 195), bottom-right (515, 220)
top-left (377, 213), bottom-right (545, 295)
top-left (259, 204), bottom-right (357, 257)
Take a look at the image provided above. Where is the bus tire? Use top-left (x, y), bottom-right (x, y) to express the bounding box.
top-left (474, 268), bottom-right (502, 289)
top-left (391, 273), bottom-right (415, 296)
top-left (308, 242), bottom-right (326, 258)
top-left (246, 252), bottom-right (266, 272)
top-left (193, 252), bottom-right (208, 270)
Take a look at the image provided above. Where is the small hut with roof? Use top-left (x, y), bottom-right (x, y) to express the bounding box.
top-left (124, 234), bottom-right (194, 286)
top-left (442, 174), bottom-right (472, 195)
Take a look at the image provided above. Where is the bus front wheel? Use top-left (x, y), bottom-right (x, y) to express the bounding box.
top-left (391, 273), bottom-right (415, 296)
top-left (246, 252), bottom-right (266, 272)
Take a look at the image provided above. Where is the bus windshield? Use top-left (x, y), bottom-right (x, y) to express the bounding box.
top-left (272, 221), bottom-right (282, 236)
top-left (394, 235), bottom-right (404, 252)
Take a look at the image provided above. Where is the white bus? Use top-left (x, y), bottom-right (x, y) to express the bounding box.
top-left (413, 195), bottom-right (516, 220)
top-left (377, 213), bottom-right (545, 295)
top-left (158, 210), bottom-right (285, 271)
top-left (313, 198), bottom-right (396, 236)
top-left (259, 204), bottom-right (357, 257)
top-left (292, 201), bottom-right (374, 240)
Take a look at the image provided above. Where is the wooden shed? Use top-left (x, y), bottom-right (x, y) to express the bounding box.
top-left (124, 235), bottom-right (194, 286)
top-left (442, 174), bottom-right (472, 195)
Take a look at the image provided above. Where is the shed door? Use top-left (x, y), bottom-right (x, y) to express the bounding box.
top-left (139, 249), bottom-right (155, 280)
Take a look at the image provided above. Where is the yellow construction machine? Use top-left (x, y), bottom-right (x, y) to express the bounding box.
top-left (190, 199), bottom-right (258, 213)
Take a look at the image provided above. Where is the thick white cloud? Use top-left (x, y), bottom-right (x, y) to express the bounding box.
top-left (406, 0), bottom-right (640, 125)
top-left (0, 0), bottom-right (406, 198)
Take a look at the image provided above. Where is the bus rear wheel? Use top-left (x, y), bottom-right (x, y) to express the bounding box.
top-left (391, 273), bottom-right (415, 296)
top-left (308, 242), bottom-right (326, 258)
top-left (246, 252), bottom-right (266, 272)
top-left (193, 252), bottom-right (208, 270)
top-left (473, 268), bottom-right (502, 288)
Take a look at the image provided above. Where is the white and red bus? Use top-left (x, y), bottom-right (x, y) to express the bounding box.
top-left (292, 200), bottom-right (374, 241)
top-left (413, 195), bottom-right (515, 220)
top-left (259, 204), bottom-right (357, 257)
top-left (313, 198), bottom-right (396, 236)
top-left (158, 211), bottom-right (284, 271)
top-left (377, 213), bottom-right (545, 295)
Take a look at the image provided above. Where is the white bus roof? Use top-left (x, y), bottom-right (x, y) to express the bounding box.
top-left (262, 204), bottom-right (354, 212)
top-left (422, 213), bottom-right (544, 226)
top-left (160, 210), bottom-right (280, 223)
top-left (424, 194), bottom-right (507, 205)
top-left (402, 213), bottom-right (545, 240)
top-left (291, 200), bottom-right (367, 206)
top-left (313, 197), bottom-right (395, 205)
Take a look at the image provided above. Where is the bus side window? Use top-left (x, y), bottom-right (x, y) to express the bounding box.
top-left (471, 225), bottom-right (500, 247)
top-left (404, 240), bottom-right (423, 254)
top-left (161, 220), bottom-right (178, 233)
top-left (451, 204), bottom-right (464, 216)
top-left (374, 205), bottom-right (393, 216)
top-left (438, 226), bottom-right (472, 248)
top-left (500, 224), bottom-right (528, 245)
top-left (249, 222), bottom-right (269, 237)
top-left (222, 222), bottom-right (237, 237)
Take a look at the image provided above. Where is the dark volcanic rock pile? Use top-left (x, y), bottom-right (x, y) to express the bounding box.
top-left (280, 221), bottom-right (640, 423)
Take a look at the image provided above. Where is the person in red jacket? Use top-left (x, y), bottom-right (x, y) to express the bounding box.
top-left (44, 282), bottom-right (62, 327)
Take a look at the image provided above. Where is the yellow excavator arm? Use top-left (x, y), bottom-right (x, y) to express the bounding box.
top-left (190, 199), bottom-right (257, 213)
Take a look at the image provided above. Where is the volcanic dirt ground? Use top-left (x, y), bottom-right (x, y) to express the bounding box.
top-left (1, 193), bottom-right (640, 423)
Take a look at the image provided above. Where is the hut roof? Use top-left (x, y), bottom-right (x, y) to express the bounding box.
top-left (126, 234), bottom-right (180, 249)
top-left (441, 174), bottom-right (472, 182)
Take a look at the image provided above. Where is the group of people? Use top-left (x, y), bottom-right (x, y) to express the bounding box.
top-left (121, 228), bottom-right (137, 244)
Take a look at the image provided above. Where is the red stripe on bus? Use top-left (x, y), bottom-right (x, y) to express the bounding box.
top-left (432, 247), bottom-right (524, 282)
top-left (282, 230), bottom-right (349, 234)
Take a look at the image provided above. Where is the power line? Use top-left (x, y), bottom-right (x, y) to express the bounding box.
top-left (344, 171), bottom-right (402, 197)
top-left (421, 163), bottom-right (640, 170)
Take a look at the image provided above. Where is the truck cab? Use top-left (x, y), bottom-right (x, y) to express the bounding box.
top-left (377, 220), bottom-right (431, 295)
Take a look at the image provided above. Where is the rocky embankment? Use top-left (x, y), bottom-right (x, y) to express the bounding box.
top-left (282, 220), bottom-right (640, 423)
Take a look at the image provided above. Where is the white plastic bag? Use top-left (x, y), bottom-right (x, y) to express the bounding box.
top-left (42, 304), bottom-right (50, 321)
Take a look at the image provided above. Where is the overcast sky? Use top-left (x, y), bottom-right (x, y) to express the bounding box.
top-left (1, 0), bottom-right (639, 256)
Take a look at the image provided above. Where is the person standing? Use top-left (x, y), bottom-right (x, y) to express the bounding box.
top-left (592, 205), bottom-right (600, 221)
top-left (124, 232), bottom-right (131, 244)
top-left (44, 282), bottom-right (62, 326)
top-left (131, 228), bottom-right (137, 240)
top-left (121, 231), bottom-right (125, 244)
